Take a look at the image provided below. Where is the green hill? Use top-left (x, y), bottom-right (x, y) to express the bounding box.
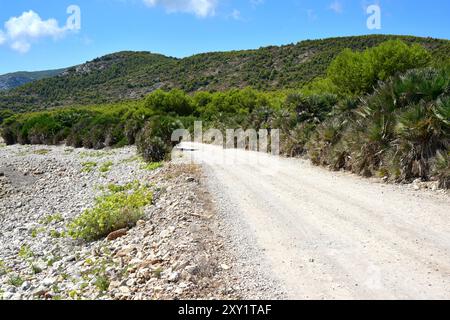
top-left (0, 35), bottom-right (448, 113)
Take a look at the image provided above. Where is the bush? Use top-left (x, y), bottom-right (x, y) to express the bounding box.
top-left (144, 89), bottom-right (195, 116)
top-left (68, 183), bottom-right (152, 241)
top-left (327, 48), bottom-right (373, 96)
top-left (18, 113), bottom-right (63, 144)
top-left (1, 124), bottom-right (18, 145)
top-left (137, 136), bottom-right (168, 162)
top-left (136, 116), bottom-right (184, 162)
top-left (369, 40), bottom-right (431, 81)
top-left (326, 40), bottom-right (431, 96)
top-left (0, 109), bottom-right (14, 125)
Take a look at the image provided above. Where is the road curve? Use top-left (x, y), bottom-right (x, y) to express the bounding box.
top-left (178, 142), bottom-right (450, 299)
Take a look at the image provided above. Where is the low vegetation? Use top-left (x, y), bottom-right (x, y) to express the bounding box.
top-left (67, 182), bottom-right (152, 241)
top-left (40, 213), bottom-right (64, 225)
top-left (99, 161), bottom-right (113, 173)
top-left (81, 162), bottom-right (97, 173)
top-left (0, 260), bottom-right (9, 276)
top-left (8, 275), bottom-right (24, 287)
top-left (140, 162), bottom-right (163, 171)
top-left (33, 149), bottom-right (51, 155)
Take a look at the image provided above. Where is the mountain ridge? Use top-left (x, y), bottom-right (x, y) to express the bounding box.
top-left (0, 69), bottom-right (66, 91)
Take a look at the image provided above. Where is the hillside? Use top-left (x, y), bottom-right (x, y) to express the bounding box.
top-left (0, 35), bottom-right (448, 113)
top-left (0, 69), bottom-right (66, 91)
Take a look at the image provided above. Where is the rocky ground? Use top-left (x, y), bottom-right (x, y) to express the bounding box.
top-left (0, 142), bottom-right (244, 300)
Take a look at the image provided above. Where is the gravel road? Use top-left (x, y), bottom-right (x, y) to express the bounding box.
top-left (179, 142), bottom-right (450, 300)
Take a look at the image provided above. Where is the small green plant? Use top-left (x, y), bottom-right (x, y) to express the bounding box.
top-left (31, 229), bottom-right (37, 238)
top-left (8, 275), bottom-right (24, 287)
top-left (52, 284), bottom-right (61, 293)
top-left (81, 161), bottom-right (97, 173)
top-left (0, 260), bottom-right (9, 276)
top-left (30, 227), bottom-right (46, 238)
top-left (40, 213), bottom-right (64, 225)
top-left (51, 285), bottom-right (60, 294)
top-left (94, 274), bottom-right (110, 292)
top-left (18, 245), bottom-right (34, 259)
top-left (99, 161), bottom-right (114, 173)
top-left (33, 149), bottom-right (50, 155)
top-left (153, 267), bottom-right (162, 279)
top-left (49, 230), bottom-right (63, 238)
top-left (68, 183), bottom-right (152, 241)
top-left (68, 290), bottom-right (78, 299)
top-left (140, 162), bottom-right (163, 171)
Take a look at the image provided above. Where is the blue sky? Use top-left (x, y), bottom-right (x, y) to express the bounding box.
top-left (0, 0), bottom-right (448, 74)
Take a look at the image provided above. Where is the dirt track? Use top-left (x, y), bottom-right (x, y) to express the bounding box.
top-left (179, 142), bottom-right (450, 299)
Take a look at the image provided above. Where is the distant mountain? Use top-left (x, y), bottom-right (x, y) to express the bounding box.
top-left (0, 35), bottom-right (448, 113)
top-left (0, 69), bottom-right (66, 91)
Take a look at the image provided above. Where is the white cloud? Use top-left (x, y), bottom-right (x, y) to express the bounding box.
top-left (10, 40), bottom-right (31, 54)
top-left (0, 10), bottom-right (70, 53)
top-left (5, 11), bottom-right (66, 39)
top-left (329, 0), bottom-right (343, 14)
top-left (143, 0), bottom-right (217, 17)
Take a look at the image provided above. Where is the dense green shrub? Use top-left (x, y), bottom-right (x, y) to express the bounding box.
top-left (0, 109), bottom-right (14, 125)
top-left (326, 40), bottom-right (431, 96)
top-left (1, 122), bottom-right (19, 145)
top-left (0, 88), bottom-right (284, 150)
top-left (327, 48), bottom-right (373, 96)
top-left (144, 89), bottom-right (195, 116)
top-left (136, 116), bottom-right (184, 162)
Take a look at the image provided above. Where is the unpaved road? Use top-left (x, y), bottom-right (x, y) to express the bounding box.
top-left (178, 142), bottom-right (450, 300)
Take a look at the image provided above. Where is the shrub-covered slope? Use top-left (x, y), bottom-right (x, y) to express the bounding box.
top-left (0, 35), bottom-right (448, 113)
